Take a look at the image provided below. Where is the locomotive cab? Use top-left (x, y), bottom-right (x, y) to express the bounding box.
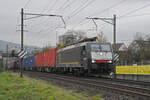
top-left (86, 42), bottom-right (113, 75)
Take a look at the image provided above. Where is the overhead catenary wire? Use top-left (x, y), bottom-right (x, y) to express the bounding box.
top-left (25, 0), bottom-right (59, 32)
top-left (68, 0), bottom-right (90, 17)
top-left (39, 0), bottom-right (76, 30)
top-left (40, 1), bottom-right (53, 13)
top-left (23, 0), bottom-right (64, 47)
top-left (54, 0), bottom-right (88, 29)
top-left (118, 3), bottom-right (150, 19)
top-left (26, 13), bottom-right (65, 35)
top-left (24, 0), bottom-right (32, 9)
top-left (117, 13), bottom-right (150, 19)
top-left (61, 0), bottom-right (77, 11)
top-left (72, 0), bottom-right (126, 30)
top-left (71, 0), bottom-right (96, 18)
top-left (57, 0), bottom-right (88, 25)
top-left (89, 0), bottom-right (127, 17)
top-left (66, 0), bottom-right (95, 26)
top-left (58, 0), bottom-right (69, 10)
top-left (46, 0), bottom-right (59, 13)
top-left (26, 0), bottom-right (87, 31)
top-left (73, 0), bottom-right (150, 32)
top-left (56, 0), bottom-right (88, 27)
top-left (23, 0), bottom-right (150, 47)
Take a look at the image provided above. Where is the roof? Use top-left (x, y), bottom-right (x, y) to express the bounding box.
top-left (58, 41), bottom-right (111, 52)
top-left (113, 43), bottom-right (128, 51)
top-left (64, 37), bottom-right (97, 47)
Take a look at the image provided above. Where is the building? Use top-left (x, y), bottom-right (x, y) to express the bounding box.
top-left (59, 34), bottom-right (77, 44)
top-left (115, 43), bottom-right (128, 52)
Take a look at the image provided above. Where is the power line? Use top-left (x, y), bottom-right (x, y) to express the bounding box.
top-left (40, 1), bottom-right (53, 13)
top-left (59, 0), bottom-right (88, 25)
top-left (68, 0), bottom-right (89, 17)
top-left (119, 13), bottom-right (150, 19)
top-left (24, 0), bottom-right (32, 9)
top-left (62, 0), bottom-right (77, 11)
top-left (46, 0), bottom-right (59, 13)
top-left (26, 0), bottom-right (59, 31)
top-left (118, 3), bottom-right (150, 18)
top-left (58, 0), bottom-right (69, 10)
top-left (90, 0), bottom-right (126, 17)
top-left (53, 0), bottom-right (80, 28)
top-left (74, 1), bottom-right (150, 30)
top-left (71, 0), bottom-right (96, 18)
top-left (66, 0), bottom-right (95, 25)
top-left (71, 0), bottom-right (125, 30)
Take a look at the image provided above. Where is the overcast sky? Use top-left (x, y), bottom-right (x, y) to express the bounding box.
top-left (0, 0), bottom-right (150, 47)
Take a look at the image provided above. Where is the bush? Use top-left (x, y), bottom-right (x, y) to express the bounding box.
top-left (0, 66), bottom-right (4, 72)
top-left (0, 60), bottom-right (3, 71)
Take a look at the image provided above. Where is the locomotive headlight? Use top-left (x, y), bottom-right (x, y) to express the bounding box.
top-left (100, 52), bottom-right (103, 55)
top-left (92, 60), bottom-right (96, 63)
top-left (108, 60), bottom-right (112, 63)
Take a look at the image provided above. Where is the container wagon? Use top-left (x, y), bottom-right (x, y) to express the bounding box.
top-left (35, 48), bottom-right (57, 72)
top-left (23, 56), bottom-right (35, 70)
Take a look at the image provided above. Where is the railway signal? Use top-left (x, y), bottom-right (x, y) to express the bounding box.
top-left (18, 50), bottom-right (27, 59)
top-left (113, 53), bottom-right (119, 62)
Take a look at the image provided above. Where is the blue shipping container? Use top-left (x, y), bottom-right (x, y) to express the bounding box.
top-left (23, 56), bottom-right (35, 68)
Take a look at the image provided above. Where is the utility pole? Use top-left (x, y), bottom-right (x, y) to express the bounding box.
top-left (55, 28), bottom-right (58, 46)
top-left (86, 14), bottom-right (117, 52)
top-left (113, 15), bottom-right (116, 51)
top-left (6, 44), bottom-right (8, 71)
top-left (18, 9), bottom-right (66, 77)
top-left (20, 8), bottom-right (24, 77)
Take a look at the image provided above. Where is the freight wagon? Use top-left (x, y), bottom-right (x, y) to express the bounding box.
top-left (23, 56), bottom-right (35, 70)
top-left (35, 48), bottom-right (57, 72)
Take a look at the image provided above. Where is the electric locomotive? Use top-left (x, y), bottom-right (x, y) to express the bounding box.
top-left (56, 42), bottom-right (113, 76)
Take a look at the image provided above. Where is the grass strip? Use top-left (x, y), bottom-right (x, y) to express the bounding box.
top-left (0, 72), bottom-right (103, 100)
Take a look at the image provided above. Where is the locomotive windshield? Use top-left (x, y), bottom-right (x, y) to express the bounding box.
top-left (91, 44), bottom-right (100, 52)
top-left (91, 44), bottom-right (111, 52)
top-left (101, 44), bottom-right (111, 52)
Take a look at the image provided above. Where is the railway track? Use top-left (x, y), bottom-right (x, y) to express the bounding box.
top-left (87, 77), bottom-right (150, 88)
top-left (23, 71), bottom-right (150, 100)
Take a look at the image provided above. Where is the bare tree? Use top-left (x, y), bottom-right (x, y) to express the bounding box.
top-left (127, 33), bottom-right (150, 64)
top-left (97, 31), bottom-right (107, 42)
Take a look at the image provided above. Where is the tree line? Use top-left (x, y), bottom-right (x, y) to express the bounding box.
top-left (118, 33), bottom-right (150, 65)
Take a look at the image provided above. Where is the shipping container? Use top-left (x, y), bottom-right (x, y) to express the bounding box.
top-left (35, 49), bottom-right (57, 67)
top-left (23, 56), bottom-right (35, 68)
top-left (35, 52), bottom-right (44, 67)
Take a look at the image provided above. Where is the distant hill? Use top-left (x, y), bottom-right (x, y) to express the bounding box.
top-left (0, 40), bottom-right (40, 53)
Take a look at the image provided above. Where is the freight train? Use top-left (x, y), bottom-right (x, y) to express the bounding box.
top-left (7, 41), bottom-right (114, 76)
